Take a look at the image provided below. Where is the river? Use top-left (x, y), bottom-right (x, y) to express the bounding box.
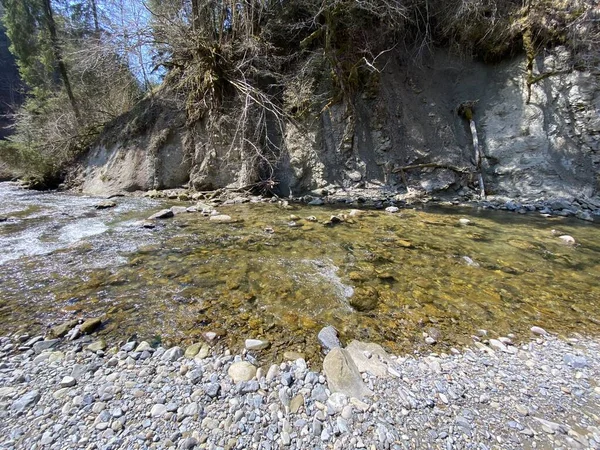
top-left (1, 182), bottom-right (599, 361)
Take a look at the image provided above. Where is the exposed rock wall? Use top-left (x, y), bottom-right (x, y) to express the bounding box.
top-left (79, 48), bottom-right (600, 202)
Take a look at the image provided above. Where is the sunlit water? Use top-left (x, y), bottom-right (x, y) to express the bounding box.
top-left (1, 182), bottom-right (599, 362)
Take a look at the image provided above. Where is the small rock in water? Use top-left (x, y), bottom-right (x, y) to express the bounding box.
top-left (531, 326), bottom-right (548, 336)
top-left (209, 214), bottom-right (234, 223)
top-left (94, 201), bottom-right (116, 210)
top-left (458, 218), bottom-right (471, 226)
top-left (148, 209), bottom-right (174, 220)
top-left (308, 198), bottom-right (324, 206)
top-left (245, 339), bottom-right (270, 351)
top-left (318, 326), bottom-right (341, 352)
top-left (385, 206), bottom-right (399, 213)
top-left (558, 235), bottom-right (576, 245)
top-left (80, 317), bottom-right (102, 334)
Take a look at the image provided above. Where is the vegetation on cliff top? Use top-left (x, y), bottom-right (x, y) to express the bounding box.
top-left (0, 0), bottom-right (598, 188)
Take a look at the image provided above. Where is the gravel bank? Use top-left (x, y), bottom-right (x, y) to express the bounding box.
top-left (1, 331), bottom-right (599, 450)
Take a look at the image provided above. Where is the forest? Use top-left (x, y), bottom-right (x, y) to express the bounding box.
top-left (0, 0), bottom-right (598, 188)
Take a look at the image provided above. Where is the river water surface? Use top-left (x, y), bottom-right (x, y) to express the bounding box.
top-left (1, 182), bottom-right (599, 361)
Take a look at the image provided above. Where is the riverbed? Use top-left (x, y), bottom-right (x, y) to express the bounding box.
top-left (1, 182), bottom-right (599, 362)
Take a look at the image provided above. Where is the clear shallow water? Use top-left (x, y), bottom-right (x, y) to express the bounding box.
top-left (1, 182), bottom-right (599, 361)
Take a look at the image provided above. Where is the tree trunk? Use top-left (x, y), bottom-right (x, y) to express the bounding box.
top-left (191, 0), bottom-right (201, 31)
top-left (41, 0), bottom-right (81, 124)
top-left (90, 0), bottom-right (100, 33)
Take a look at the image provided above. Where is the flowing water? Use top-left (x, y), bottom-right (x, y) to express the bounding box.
top-left (1, 182), bottom-right (599, 362)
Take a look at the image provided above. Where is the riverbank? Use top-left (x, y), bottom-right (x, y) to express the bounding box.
top-left (124, 184), bottom-right (600, 223)
top-left (1, 327), bottom-right (599, 450)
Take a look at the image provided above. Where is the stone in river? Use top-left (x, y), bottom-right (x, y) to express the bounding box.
top-left (318, 326), bottom-right (341, 352)
top-left (185, 343), bottom-right (203, 359)
top-left (228, 361), bottom-right (256, 383)
top-left (94, 201), bottom-right (116, 210)
top-left (148, 209), bottom-right (174, 220)
top-left (209, 214), bottom-right (235, 223)
top-left (245, 339), bottom-right (270, 351)
top-left (323, 348), bottom-right (372, 400)
top-left (47, 319), bottom-right (79, 339)
top-left (87, 340), bottom-right (107, 352)
top-left (531, 326), bottom-right (548, 336)
top-left (80, 317), bottom-right (102, 334)
top-left (558, 235), bottom-right (576, 245)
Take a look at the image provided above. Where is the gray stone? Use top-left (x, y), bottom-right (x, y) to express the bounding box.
top-left (148, 209), bottom-right (174, 220)
top-left (60, 376), bottom-right (76, 388)
top-left (32, 339), bottom-right (59, 354)
top-left (245, 339), bottom-right (270, 351)
top-left (11, 391), bottom-right (40, 414)
top-left (162, 346), bottom-right (183, 362)
top-left (318, 326), bottom-right (341, 352)
top-left (323, 348), bottom-right (372, 400)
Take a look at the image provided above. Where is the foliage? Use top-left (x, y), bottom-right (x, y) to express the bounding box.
top-left (1, 0), bottom-right (598, 188)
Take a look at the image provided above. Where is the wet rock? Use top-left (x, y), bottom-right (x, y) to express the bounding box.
top-left (531, 326), bottom-right (549, 336)
top-left (308, 198), bottom-right (324, 206)
top-left (323, 348), bottom-right (372, 400)
top-left (170, 206), bottom-right (188, 215)
top-left (228, 361), bottom-right (256, 383)
top-left (209, 214), bottom-right (234, 223)
top-left (558, 235), bottom-right (576, 245)
top-left (87, 340), bottom-right (107, 353)
top-left (458, 218), bottom-right (471, 226)
top-left (148, 209), bottom-right (174, 220)
top-left (283, 351), bottom-right (305, 361)
top-left (94, 201), bottom-right (116, 210)
top-left (385, 206), bottom-right (399, 213)
top-left (245, 339), bottom-right (270, 351)
top-left (80, 317), bottom-right (102, 334)
top-left (47, 319), bottom-right (79, 339)
top-left (349, 286), bottom-right (379, 312)
top-left (184, 343), bottom-right (203, 359)
top-left (318, 326), bottom-right (341, 352)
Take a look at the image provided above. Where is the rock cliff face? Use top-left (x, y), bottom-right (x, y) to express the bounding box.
top-left (79, 48), bottom-right (600, 202)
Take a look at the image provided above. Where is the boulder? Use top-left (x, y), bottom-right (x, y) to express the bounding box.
top-left (323, 348), bottom-right (372, 400)
top-left (345, 340), bottom-right (391, 378)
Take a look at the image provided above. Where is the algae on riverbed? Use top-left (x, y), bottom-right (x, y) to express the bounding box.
top-left (1, 183), bottom-right (599, 363)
